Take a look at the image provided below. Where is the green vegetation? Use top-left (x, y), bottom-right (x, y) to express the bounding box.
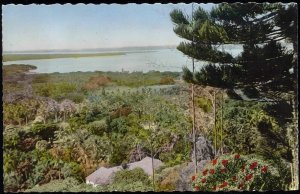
top-left (171, 2), bottom-right (297, 191)
top-left (3, 64), bottom-right (188, 192)
top-left (26, 177), bottom-right (153, 192)
top-left (2, 2), bottom-right (297, 192)
top-left (3, 52), bottom-right (126, 62)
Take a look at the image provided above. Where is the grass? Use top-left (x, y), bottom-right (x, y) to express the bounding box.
top-left (3, 52), bottom-right (126, 62)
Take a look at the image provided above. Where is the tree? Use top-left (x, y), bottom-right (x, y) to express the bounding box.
top-left (59, 99), bottom-right (76, 122)
top-left (171, 3), bottom-right (297, 98)
top-left (171, 2), bottom-right (298, 189)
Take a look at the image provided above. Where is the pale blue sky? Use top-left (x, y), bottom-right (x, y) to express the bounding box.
top-left (2, 3), bottom-right (215, 52)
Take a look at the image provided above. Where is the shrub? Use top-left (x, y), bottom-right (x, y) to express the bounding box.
top-left (160, 76), bottom-right (175, 85)
top-left (64, 92), bottom-right (85, 103)
top-left (86, 119), bottom-right (107, 136)
top-left (106, 181), bottom-right (152, 192)
top-left (3, 127), bottom-right (21, 149)
top-left (61, 162), bottom-right (84, 181)
top-left (35, 140), bottom-right (49, 151)
top-left (191, 153), bottom-right (282, 191)
top-left (31, 123), bottom-right (59, 140)
top-left (84, 76), bottom-right (112, 90)
top-left (196, 96), bottom-right (212, 113)
top-left (113, 168), bottom-right (151, 185)
top-left (4, 171), bottom-right (22, 192)
top-left (156, 166), bottom-right (181, 191)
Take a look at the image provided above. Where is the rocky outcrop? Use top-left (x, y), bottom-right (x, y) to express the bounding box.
top-left (191, 135), bottom-right (214, 162)
top-left (177, 160), bottom-right (209, 191)
top-left (157, 160), bottom-right (209, 191)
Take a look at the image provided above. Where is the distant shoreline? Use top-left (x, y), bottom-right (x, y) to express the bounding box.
top-left (3, 45), bottom-right (177, 55)
top-left (2, 52), bottom-right (126, 62)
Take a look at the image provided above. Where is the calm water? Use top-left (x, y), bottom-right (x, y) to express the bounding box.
top-left (3, 46), bottom-right (244, 73)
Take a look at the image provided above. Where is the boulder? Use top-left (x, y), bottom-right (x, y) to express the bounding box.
top-left (177, 160), bottom-right (209, 191)
top-left (191, 135), bottom-right (214, 162)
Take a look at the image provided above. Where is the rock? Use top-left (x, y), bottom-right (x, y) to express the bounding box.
top-left (177, 160), bottom-right (209, 191)
top-left (156, 160), bottom-right (209, 191)
top-left (191, 135), bottom-right (214, 162)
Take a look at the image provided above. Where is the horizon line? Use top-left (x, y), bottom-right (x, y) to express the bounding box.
top-left (3, 44), bottom-right (178, 53)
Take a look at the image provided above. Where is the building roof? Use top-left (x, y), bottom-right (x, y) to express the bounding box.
top-left (86, 166), bottom-right (122, 185)
top-left (127, 156), bottom-right (163, 175)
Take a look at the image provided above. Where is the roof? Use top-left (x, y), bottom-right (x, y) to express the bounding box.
top-left (86, 156), bottom-right (164, 185)
top-left (86, 166), bottom-right (123, 185)
top-left (127, 156), bottom-right (163, 175)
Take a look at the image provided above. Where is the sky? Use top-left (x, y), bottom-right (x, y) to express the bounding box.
top-left (2, 3), bottom-right (215, 52)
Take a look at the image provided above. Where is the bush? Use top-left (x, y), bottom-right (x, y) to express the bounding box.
top-left (191, 153), bottom-right (282, 191)
top-left (84, 76), bottom-right (112, 90)
top-left (4, 171), bottom-right (22, 192)
top-left (86, 119), bottom-right (107, 136)
top-left (26, 177), bottom-right (152, 192)
top-left (113, 168), bottom-right (151, 185)
top-left (196, 97), bottom-right (212, 113)
top-left (35, 140), bottom-right (49, 151)
top-left (156, 166), bottom-right (181, 191)
top-left (160, 76), bottom-right (175, 85)
top-left (3, 127), bottom-right (21, 149)
top-left (31, 123), bottom-right (59, 140)
top-left (61, 162), bottom-right (84, 181)
top-left (106, 181), bottom-right (153, 192)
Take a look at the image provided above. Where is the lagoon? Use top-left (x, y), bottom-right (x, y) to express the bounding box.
top-left (3, 46), bottom-right (244, 73)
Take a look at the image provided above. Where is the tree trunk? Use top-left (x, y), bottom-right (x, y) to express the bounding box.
top-left (292, 38), bottom-right (298, 190)
top-left (213, 90), bottom-right (217, 156)
top-left (221, 92), bottom-right (223, 154)
top-left (151, 146), bottom-right (155, 192)
top-left (191, 4), bottom-right (197, 175)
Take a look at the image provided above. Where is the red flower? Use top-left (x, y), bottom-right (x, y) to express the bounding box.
top-left (195, 186), bottom-right (200, 191)
top-left (234, 154), bottom-right (240, 159)
top-left (220, 168), bottom-right (227, 173)
top-left (222, 182), bottom-right (228, 187)
top-left (222, 159), bottom-right (228, 166)
top-left (239, 182), bottom-right (244, 189)
top-left (212, 186), bottom-right (217, 191)
top-left (250, 161), bottom-right (258, 170)
top-left (212, 159), bottom-right (218, 166)
top-left (209, 169), bottom-right (215, 174)
top-left (232, 176), bottom-right (237, 181)
top-left (245, 173), bottom-right (253, 181)
top-left (202, 169), bottom-right (208, 176)
top-left (192, 175), bottom-right (196, 181)
top-left (219, 181), bottom-right (228, 188)
top-left (201, 178), bottom-right (206, 183)
top-left (241, 165), bottom-right (245, 172)
top-left (261, 166), bottom-right (268, 173)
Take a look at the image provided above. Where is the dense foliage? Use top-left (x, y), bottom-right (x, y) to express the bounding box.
top-left (191, 153), bottom-right (289, 191)
top-left (3, 65), bottom-right (190, 192)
